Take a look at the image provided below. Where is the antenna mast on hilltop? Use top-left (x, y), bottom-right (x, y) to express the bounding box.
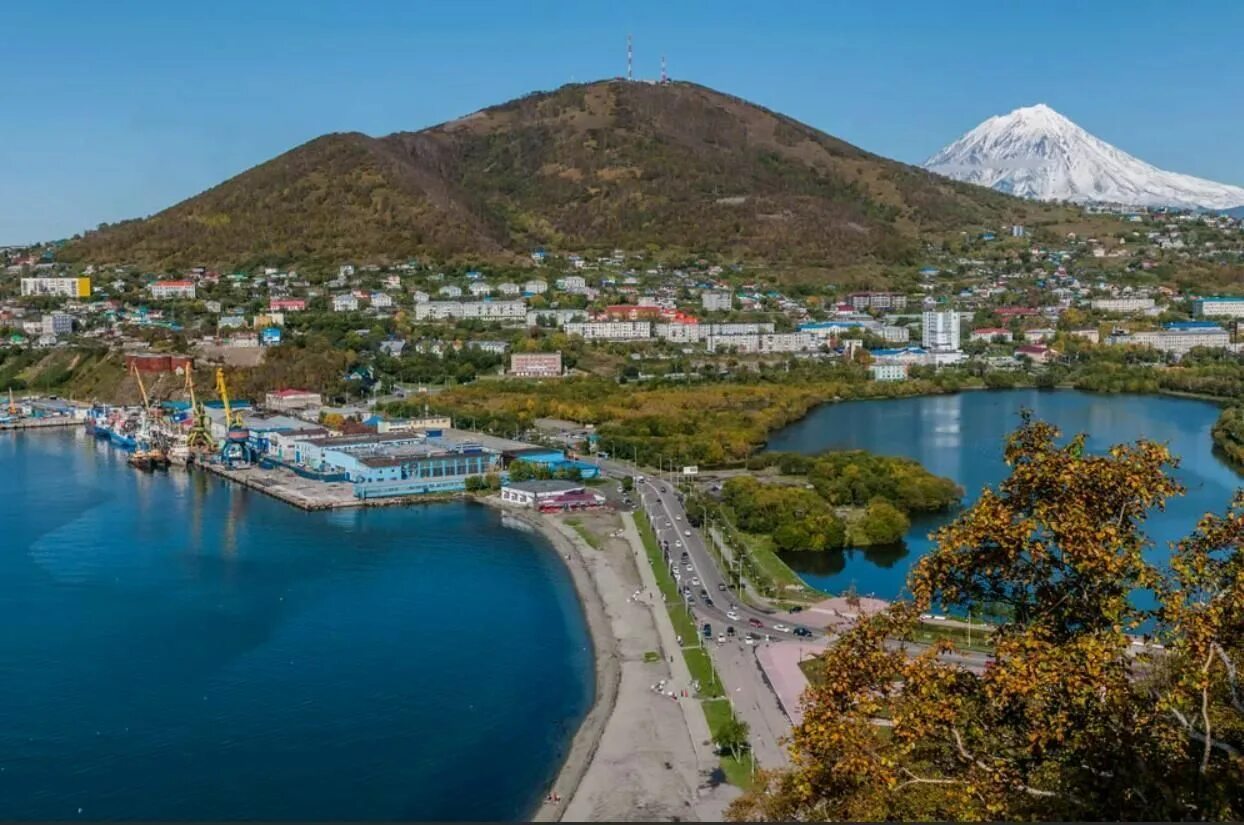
top-left (661, 55), bottom-right (668, 84)
top-left (627, 33), bottom-right (633, 81)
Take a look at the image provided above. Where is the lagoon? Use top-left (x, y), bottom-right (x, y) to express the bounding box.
top-left (767, 390), bottom-right (1241, 601)
top-left (0, 430), bottom-right (592, 821)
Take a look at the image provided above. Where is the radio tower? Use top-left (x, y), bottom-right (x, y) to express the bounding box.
top-left (626, 34), bottom-right (633, 81)
top-left (661, 55), bottom-right (668, 84)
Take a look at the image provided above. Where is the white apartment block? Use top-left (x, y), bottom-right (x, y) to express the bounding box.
top-left (1195, 297), bottom-right (1244, 318)
top-left (1090, 297), bottom-right (1155, 313)
top-left (1121, 326), bottom-right (1229, 357)
top-left (922, 310), bottom-right (961, 352)
top-left (526, 308), bottom-right (588, 327)
top-left (148, 280), bottom-right (197, 300)
top-left (879, 325), bottom-right (910, 343)
top-left (563, 321), bottom-right (653, 341)
top-left (332, 294), bottom-right (359, 312)
top-left (20, 277), bottom-right (90, 298)
top-left (414, 300), bottom-right (528, 321)
top-left (701, 290), bottom-right (733, 312)
top-left (705, 332), bottom-right (814, 354)
top-left (654, 322), bottom-right (777, 343)
top-left (41, 312), bottom-right (73, 336)
top-left (869, 363), bottom-right (908, 382)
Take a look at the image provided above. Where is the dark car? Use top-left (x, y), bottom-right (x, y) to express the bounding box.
top-left (726, 625), bottom-right (736, 637)
top-left (793, 626), bottom-right (812, 637)
top-left (702, 623), bottom-right (712, 638)
top-left (789, 605), bottom-right (804, 614)
top-left (703, 597), bottom-right (714, 608)
top-left (748, 617), bottom-right (764, 629)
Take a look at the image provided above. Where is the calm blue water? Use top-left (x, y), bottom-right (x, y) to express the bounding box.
top-left (767, 390), bottom-right (1243, 601)
top-left (0, 430), bottom-right (592, 821)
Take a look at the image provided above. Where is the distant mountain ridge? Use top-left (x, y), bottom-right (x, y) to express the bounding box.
top-left (61, 80), bottom-right (1053, 269)
top-left (924, 104), bottom-right (1244, 210)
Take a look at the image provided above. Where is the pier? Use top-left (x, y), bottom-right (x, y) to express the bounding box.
top-left (0, 417), bottom-right (80, 432)
top-left (201, 462), bottom-right (364, 511)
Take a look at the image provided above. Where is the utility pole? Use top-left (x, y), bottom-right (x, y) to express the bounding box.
top-left (626, 33), bottom-right (633, 82)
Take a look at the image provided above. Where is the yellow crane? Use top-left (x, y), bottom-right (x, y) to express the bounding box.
top-left (186, 369), bottom-right (214, 451)
top-left (132, 362), bottom-right (151, 411)
top-left (215, 368), bottom-right (242, 428)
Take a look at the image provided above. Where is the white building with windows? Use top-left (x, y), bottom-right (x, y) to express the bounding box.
top-left (563, 321), bottom-right (652, 341)
top-left (148, 280), bottom-right (197, 300)
top-left (1194, 297), bottom-right (1244, 318)
top-left (921, 310), bottom-right (961, 352)
top-left (869, 363), bottom-right (908, 381)
top-left (1091, 297), bottom-right (1155, 313)
top-left (701, 290), bottom-right (733, 312)
top-left (413, 300), bottom-right (527, 321)
top-left (332, 293), bottom-right (359, 312)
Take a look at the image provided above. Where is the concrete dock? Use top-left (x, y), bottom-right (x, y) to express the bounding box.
top-left (200, 462), bottom-right (464, 511)
top-left (0, 417), bottom-right (80, 431)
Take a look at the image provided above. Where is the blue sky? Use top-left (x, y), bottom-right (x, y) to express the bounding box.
top-left (5, 0), bottom-right (1244, 244)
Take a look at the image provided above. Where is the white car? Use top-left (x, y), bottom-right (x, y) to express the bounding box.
top-left (773, 623), bottom-right (789, 633)
top-left (684, 563), bottom-right (693, 572)
top-left (665, 521), bottom-right (672, 528)
top-left (684, 529), bottom-right (692, 536)
top-left (675, 514), bottom-right (682, 520)
top-left (726, 610), bottom-right (740, 621)
top-left (744, 636), bottom-right (755, 645)
top-left (673, 572), bottom-right (681, 582)
top-left (717, 634), bottom-right (726, 644)
top-left (674, 540), bottom-right (682, 548)
top-left (691, 577), bottom-right (701, 587)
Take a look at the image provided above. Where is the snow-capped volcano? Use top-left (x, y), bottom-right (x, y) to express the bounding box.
top-left (924, 103), bottom-right (1244, 210)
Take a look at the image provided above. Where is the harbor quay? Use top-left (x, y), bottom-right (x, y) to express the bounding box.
top-left (3, 393), bottom-right (606, 511)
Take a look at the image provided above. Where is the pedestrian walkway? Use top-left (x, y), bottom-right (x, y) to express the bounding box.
top-left (620, 511), bottom-right (718, 772)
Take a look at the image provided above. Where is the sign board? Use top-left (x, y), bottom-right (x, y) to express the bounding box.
top-left (682, 466), bottom-right (699, 476)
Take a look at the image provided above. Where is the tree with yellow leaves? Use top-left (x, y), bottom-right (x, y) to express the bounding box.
top-left (730, 415), bottom-right (1244, 821)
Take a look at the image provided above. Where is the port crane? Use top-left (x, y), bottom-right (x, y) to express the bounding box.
top-left (185, 369), bottom-right (215, 453)
top-left (214, 368), bottom-right (254, 466)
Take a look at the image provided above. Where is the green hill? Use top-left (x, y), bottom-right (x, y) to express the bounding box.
top-left (59, 79), bottom-right (1063, 269)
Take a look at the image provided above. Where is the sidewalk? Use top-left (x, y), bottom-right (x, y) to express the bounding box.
top-left (620, 511), bottom-right (718, 772)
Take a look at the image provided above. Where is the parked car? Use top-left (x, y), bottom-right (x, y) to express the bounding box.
top-left (684, 529), bottom-right (692, 536)
top-left (717, 582), bottom-right (728, 592)
top-left (788, 605), bottom-right (804, 614)
top-left (773, 623), bottom-right (789, 633)
top-left (702, 623), bottom-right (712, 638)
top-left (717, 634), bottom-right (726, 644)
top-left (748, 618), bottom-right (764, 629)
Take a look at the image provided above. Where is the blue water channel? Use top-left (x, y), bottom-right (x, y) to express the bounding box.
top-left (766, 389), bottom-right (1242, 601)
top-left (0, 429), bottom-right (592, 821)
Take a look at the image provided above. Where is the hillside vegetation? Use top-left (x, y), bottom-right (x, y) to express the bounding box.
top-left (60, 80), bottom-right (1066, 270)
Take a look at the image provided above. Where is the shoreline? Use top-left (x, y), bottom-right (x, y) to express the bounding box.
top-left (479, 498), bottom-right (622, 823)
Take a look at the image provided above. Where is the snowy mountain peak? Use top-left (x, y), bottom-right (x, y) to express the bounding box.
top-left (925, 105), bottom-right (1244, 210)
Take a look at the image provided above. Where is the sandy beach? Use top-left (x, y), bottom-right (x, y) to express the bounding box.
top-left (487, 501), bottom-right (737, 821)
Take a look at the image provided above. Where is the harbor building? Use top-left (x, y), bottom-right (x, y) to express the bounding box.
top-left (500, 479), bottom-right (589, 507)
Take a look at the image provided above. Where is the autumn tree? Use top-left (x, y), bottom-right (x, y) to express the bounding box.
top-left (730, 416), bottom-right (1244, 821)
